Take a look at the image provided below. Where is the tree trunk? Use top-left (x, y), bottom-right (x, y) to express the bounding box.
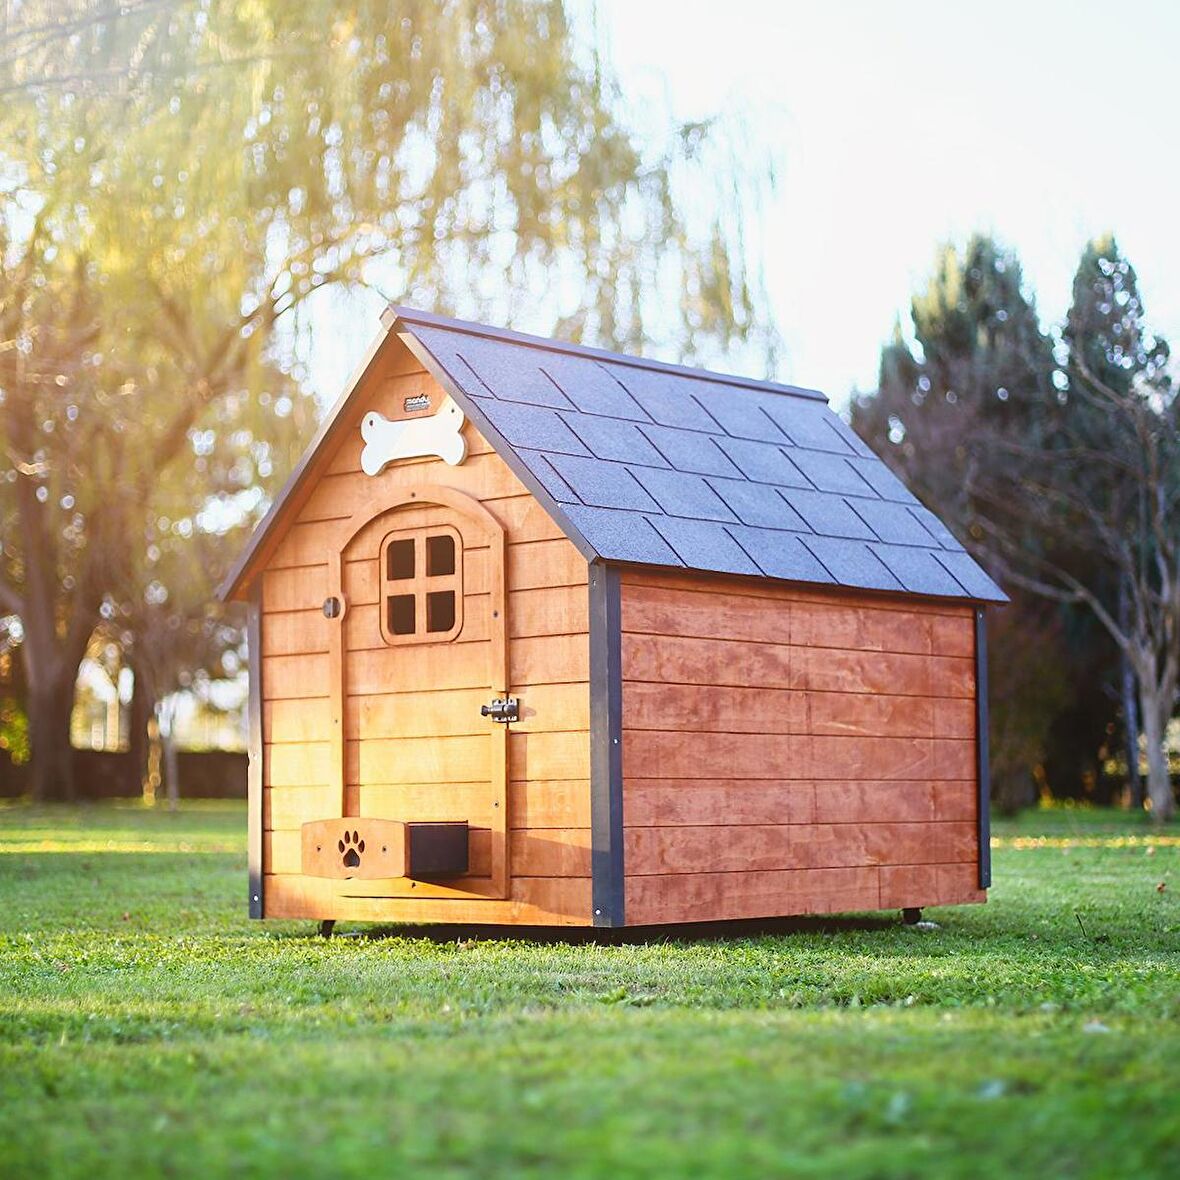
top-left (1139, 685), bottom-right (1175, 823)
top-left (158, 697), bottom-right (181, 811)
top-left (128, 662), bottom-right (157, 800)
top-left (1123, 657), bottom-right (1143, 810)
top-left (26, 678), bottom-right (76, 802)
top-left (1118, 583), bottom-right (1143, 810)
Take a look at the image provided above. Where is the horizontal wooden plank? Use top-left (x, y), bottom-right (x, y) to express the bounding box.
top-left (262, 872), bottom-right (592, 925)
top-left (509, 585), bottom-right (589, 639)
top-left (624, 821), bottom-right (978, 877)
top-left (619, 567), bottom-right (975, 622)
top-left (622, 633), bottom-right (974, 698)
top-left (264, 742), bottom-right (333, 788)
top-left (932, 779), bottom-right (978, 822)
top-left (358, 782), bottom-right (493, 828)
top-left (930, 614), bottom-right (975, 658)
top-left (813, 779), bottom-right (977, 824)
top-left (304, 450), bottom-right (529, 522)
top-left (507, 539), bottom-right (588, 591)
top-left (346, 731), bottom-right (585, 787)
top-left (622, 731), bottom-right (975, 782)
top-left (622, 582), bottom-right (969, 657)
top-left (347, 644), bottom-right (491, 693)
top-left (623, 779), bottom-right (977, 828)
top-left (508, 729), bottom-right (590, 783)
top-left (264, 784), bottom-right (338, 830)
top-left (261, 653), bottom-right (331, 700)
top-left (508, 779), bottom-right (591, 829)
top-left (267, 783), bottom-right (490, 831)
top-left (263, 608), bottom-right (333, 657)
top-left (344, 628), bottom-right (588, 694)
top-left (511, 633), bottom-right (589, 686)
top-left (622, 683), bottom-right (976, 739)
top-left (343, 682), bottom-right (588, 740)
top-left (347, 734), bottom-right (490, 786)
top-left (624, 865), bottom-right (881, 926)
top-left (262, 565), bottom-right (329, 614)
top-left (265, 697), bottom-right (334, 745)
top-left (879, 862), bottom-right (986, 909)
top-left (266, 779), bottom-right (591, 833)
top-left (623, 781), bottom-right (817, 827)
top-left (622, 582), bottom-right (790, 646)
top-left (789, 598), bottom-right (936, 655)
top-left (509, 828), bottom-right (591, 878)
top-left (270, 519), bottom-right (344, 571)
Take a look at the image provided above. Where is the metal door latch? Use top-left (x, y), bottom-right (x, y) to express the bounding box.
top-left (481, 697), bottom-right (519, 724)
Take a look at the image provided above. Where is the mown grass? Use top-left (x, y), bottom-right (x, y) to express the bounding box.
top-left (0, 800), bottom-right (1177, 1178)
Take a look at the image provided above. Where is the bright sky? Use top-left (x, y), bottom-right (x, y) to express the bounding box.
top-left (307, 0), bottom-right (1180, 410)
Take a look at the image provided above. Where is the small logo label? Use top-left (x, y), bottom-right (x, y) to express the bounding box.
top-left (403, 393), bottom-right (432, 413)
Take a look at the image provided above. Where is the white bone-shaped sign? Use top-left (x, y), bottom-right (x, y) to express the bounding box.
top-left (360, 395), bottom-right (467, 475)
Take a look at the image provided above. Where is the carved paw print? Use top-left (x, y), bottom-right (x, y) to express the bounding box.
top-left (339, 830), bottom-right (364, 870)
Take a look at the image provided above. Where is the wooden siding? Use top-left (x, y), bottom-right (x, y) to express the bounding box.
top-left (257, 338), bottom-right (592, 925)
top-left (619, 570), bottom-right (985, 925)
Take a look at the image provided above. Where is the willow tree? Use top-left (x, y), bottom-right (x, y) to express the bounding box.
top-left (0, 0), bottom-right (774, 800)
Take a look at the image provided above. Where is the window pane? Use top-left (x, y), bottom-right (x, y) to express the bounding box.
top-left (426, 590), bottom-right (456, 633)
top-left (426, 533), bottom-right (456, 577)
top-left (387, 538), bottom-right (415, 581)
top-left (388, 594), bottom-right (416, 635)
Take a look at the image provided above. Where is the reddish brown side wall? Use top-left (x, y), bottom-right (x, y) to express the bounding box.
top-left (618, 570), bottom-right (985, 925)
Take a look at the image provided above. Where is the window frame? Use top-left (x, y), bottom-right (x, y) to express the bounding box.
top-left (377, 523), bottom-right (464, 646)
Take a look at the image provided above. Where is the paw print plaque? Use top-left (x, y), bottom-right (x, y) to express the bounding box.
top-left (301, 818), bottom-right (409, 880)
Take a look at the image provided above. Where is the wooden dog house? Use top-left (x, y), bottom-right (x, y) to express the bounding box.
top-left (219, 307), bottom-right (1005, 929)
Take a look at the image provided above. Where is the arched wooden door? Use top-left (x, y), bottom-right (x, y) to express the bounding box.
top-left (324, 486), bottom-right (509, 900)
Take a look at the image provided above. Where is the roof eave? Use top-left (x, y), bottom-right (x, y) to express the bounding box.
top-left (387, 304), bottom-right (828, 404)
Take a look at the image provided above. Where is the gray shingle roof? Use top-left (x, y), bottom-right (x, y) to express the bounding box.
top-left (399, 310), bottom-right (1005, 603)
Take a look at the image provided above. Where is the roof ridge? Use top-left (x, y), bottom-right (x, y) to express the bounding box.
top-left (385, 304), bottom-right (828, 404)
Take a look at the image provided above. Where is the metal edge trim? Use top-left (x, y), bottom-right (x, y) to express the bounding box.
top-left (247, 582), bottom-right (265, 918)
top-left (975, 608), bottom-right (992, 890)
top-left (589, 562), bottom-right (625, 927)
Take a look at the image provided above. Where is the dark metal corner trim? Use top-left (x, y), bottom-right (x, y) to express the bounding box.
top-left (247, 584), bottom-right (265, 918)
top-left (975, 608), bottom-right (992, 890)
top-left (589, 563), bottom-right (625, 926)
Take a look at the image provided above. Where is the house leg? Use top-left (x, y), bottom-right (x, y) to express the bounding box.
top-left (318, 919), bottom-right (336, 939)
top-left (901, 907), bottom-right (923, 926)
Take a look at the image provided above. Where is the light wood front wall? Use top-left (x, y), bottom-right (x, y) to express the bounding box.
top-left (255, 339), bottom-right (593, 924)
top-left (618, 569), bottom-right (985, 925)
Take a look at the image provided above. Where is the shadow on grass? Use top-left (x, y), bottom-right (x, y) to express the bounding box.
top-left (295, 912), bottom-right (904, 947)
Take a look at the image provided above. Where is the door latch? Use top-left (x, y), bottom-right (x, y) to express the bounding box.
top-left (480, 697), bottom-right (519, 724)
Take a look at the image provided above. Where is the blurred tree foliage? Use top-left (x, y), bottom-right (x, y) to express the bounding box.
top-left (850, 236), bottom-right (1076, 812)
top-left (854, 234), bottom-right (1178, 818)
top-left (0, 0), bottom-right (774, 800)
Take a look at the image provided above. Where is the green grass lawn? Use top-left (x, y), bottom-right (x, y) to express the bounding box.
top-left (1, 801), bottom-right (1177, 1179)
